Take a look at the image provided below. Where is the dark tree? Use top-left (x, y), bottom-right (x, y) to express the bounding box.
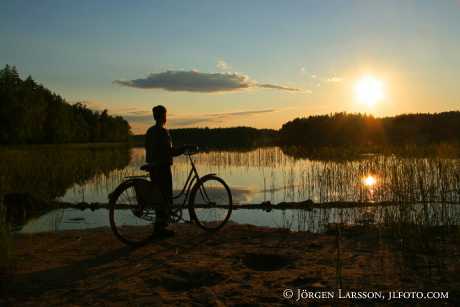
top-left (0, 65), bottom-right (131, 144)
top-left (279, 112), bottom-right (460, 147)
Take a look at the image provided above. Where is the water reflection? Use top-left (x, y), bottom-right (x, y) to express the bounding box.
top-left (362, 175), bottom-right (377, 188)
top-left (2, 145), bottom-right (459, 233)
top-left (1, 144), bottom-right (131, 227)
top-left (0, 144), bottom-right (130, 200)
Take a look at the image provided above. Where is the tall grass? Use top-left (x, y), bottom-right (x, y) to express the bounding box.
top-left (180, 146), bottom-right (460, 231)
top-left (0, 210), bottom-right (11, 273)
top-left (0, 144), bottom-right (130, 201)
top-left (0, 191), bottom-right (12, 289)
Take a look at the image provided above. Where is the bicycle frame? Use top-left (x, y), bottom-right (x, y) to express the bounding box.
top-left (172, 153), bottom-right (215, 209)
top-left (120, 151), bottom-right (216, 223)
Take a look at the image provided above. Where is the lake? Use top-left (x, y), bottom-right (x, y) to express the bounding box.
top-left (1, 144), bottom-right (459, 233)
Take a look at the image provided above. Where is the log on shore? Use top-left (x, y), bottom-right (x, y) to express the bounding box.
top-left (49, 199), bottom-right (460, 211)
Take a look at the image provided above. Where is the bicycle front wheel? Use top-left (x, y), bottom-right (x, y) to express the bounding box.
top-left (189, 175), bottom-right (232, 231)
top-left (109, 179), bottom-right (157, 246)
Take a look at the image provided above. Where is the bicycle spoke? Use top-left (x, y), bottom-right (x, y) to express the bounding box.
top-left (190, 175), bottom-right (232, 231)
top-left (109, 180), bottom-right (157, 245)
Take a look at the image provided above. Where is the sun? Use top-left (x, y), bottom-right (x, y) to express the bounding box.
top-left (354, 75), bottom-right (384, 107)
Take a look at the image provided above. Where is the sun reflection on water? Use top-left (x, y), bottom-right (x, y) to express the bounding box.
top-left (362, 175), bottom-right (377, 188)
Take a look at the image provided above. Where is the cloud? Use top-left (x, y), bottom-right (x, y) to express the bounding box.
top-left (326, 77), bottom-right (343, 83)
top-left (79, 100), bottom-right (107, 111)
top-left (80, 101), bottom-right (143, 115)
top-left (123, 110), bottom-right (151, 115)
top-left (83, 104), bottom-right (278, 133)
top-left (169, 109), bottom-right (277, 127)
top-left (119, 112), bottom-right (152, 123)
top-left (208, 109), bottom-right (274, 117)
top-left (76, 102), bottom-right (278, 133)
top-left (304, 72), bottom-right (343, 84)
top-left (78, 102), bottom-right (277, 131)
top-left (114, 70), bottom-right (303, 93)
top-left (216, 60), bottom-right (231, 71)
top-left (257, 83), bottom-right (304, 92)
top-left (121, 108), bottom-right (276, 130)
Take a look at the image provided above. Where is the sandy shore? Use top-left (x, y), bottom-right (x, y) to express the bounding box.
top-left (2, 223), bottom-right (459, 306)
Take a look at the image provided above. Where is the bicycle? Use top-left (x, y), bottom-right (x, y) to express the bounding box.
top-left (108, 147), bottom-right (233, 246)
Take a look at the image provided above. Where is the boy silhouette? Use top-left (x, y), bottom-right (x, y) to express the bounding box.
top-left (145, 105), bottom-right (185, 237)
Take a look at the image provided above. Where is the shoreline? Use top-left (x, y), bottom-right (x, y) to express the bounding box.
top-left (3, 223), bottom-right (459, 306)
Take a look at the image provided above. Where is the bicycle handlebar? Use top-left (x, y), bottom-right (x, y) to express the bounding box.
top-left (183, 145), bottom-right (201, 156)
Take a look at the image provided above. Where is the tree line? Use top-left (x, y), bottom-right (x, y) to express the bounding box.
top-left (279, 112), bottom-right (460, 147)
top-left (133, 112), bottom-right (460, 149)
top-left (131, 127), bottom-right (277, 148)
top-left (0, 65), bottom-right (131, 144)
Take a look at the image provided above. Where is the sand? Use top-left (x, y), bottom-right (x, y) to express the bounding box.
top-left (2, 223), bottom-right (459, 306)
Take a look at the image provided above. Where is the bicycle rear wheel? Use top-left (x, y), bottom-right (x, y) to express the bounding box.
top-left (109, 179), bottom-right (159, 246)
top-left (189, 174), bottom-right (232, 231)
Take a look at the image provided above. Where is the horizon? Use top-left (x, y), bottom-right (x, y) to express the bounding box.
top-left (2, 1), bottom-right (460, 134)
top-left (128, 110), bottom-right (460, 136)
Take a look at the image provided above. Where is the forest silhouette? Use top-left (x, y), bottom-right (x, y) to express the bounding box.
top-left (0, 65), bottom-right (131, 144)
top-left (280, 112), bottom-right (460, 147)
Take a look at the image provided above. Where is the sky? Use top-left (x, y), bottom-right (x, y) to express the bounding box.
top-left (1, 0), bottom-right (460, 133)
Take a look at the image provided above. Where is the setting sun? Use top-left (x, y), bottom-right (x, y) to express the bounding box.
top-left (354, 76), bottom-right (384, 107)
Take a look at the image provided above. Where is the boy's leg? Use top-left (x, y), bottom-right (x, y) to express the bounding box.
top-left (150, 166), bottom-right (172, 230)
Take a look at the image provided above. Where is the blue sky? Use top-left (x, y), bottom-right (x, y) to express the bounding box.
top-left (1, 0), bottom-right (459, 132)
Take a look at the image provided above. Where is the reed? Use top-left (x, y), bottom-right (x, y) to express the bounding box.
top-left (0, 190), bottom-right (12, 287)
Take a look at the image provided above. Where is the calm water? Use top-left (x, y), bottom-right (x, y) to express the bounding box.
top-left (1, 145), bottom-right (458, 233)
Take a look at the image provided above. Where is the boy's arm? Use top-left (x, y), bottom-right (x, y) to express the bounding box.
top-left (167, 129), bottom-right (196, 157)
top-left (170, 132), bottom-right (184, 156)
top-left (145, 128), bottom-right (153, 163)
top-left (172, 145), bottom-right (186, 157)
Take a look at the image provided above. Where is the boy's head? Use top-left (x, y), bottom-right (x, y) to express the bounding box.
top-left (152, 105), bottom-right (167, 125)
